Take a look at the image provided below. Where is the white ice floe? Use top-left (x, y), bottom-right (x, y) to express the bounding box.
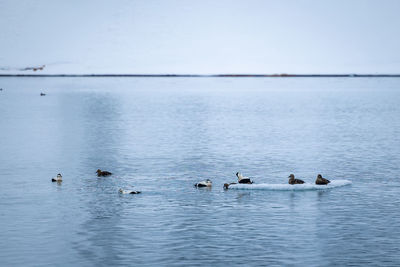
top-left (227, 180), bottom-right (352, 191)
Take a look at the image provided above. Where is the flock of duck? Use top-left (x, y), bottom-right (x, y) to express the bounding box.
top-left (197, 172), bottom-right (330, 189)
top-left (52, 170), bottom-right (331, 193)
top-left (4, 88), bottom-right (334, 192)
top-left (51, 169), bottom-right (141, 194)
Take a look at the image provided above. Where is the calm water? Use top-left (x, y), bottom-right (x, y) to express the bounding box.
top-left (0, 77), bottom-right (400, 266)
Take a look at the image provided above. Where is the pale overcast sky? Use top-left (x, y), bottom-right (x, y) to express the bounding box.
top-left (0, 0), bottom-right (399, 74)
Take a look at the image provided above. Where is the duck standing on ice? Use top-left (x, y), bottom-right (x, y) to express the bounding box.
top-left (236, 172), bottom-right (253, 184)
top-left (96, 169), bottom-right (112, 177)
top-left (288, 174), bottom-right (304, 185)
top-left (194, 179), bottom-right (212, 188)
top-left (224, 172), bottom-right (253, 189)
top-left (315, 174), bottom-right (330, 185)
top-left (51, 173), bottom-right (62, 182)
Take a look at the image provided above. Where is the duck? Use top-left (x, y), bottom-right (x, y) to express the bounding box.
top-left (223, 182), bottom-right (236, 189)
top-left (40, 92), bottom-right (46, 96)
top-left (315, 174), bottom-right (330, 185)
top-left (236, 172), bottom-right (253, 184)
top-left (119, 189), bottom-right (141, 194)
top-left (96, 169), bottom-right (112, 177)
top-left (51, 173), bottom-right (62, 182)
top-left (194, 179), bottom-right (212, 188)
top-left (288, 174), bottom-right (304, 185)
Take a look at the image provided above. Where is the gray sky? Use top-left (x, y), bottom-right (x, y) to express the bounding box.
top-left (1, 0), bottom-right (400, 74)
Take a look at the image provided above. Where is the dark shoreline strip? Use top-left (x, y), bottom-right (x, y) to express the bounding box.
top-left (1, 74), bottom-right (400, 78)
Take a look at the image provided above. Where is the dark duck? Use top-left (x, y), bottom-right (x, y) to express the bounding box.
top-left (315, 174), bottom-right (330, 185)
top-left (288, 174), bottom-right (304, 185)
top-left (223, 183), bottom-right (236, 189)
top-left (96, 169), bottom-right (112, 177)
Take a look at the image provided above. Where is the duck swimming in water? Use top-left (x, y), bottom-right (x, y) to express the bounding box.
top-left (194, 179), bottom-right (212, 188)
top-left (288, 174), bottom-right (304, 185)
top-left (223, 183), bottom-right (237, 189)
top-left (315, 174), bottom-right (330, 185)
top-left (40, 92), bottom-right (46, 96)
top-left (119, 189), bottom-right (141, 194)
top-left (51, 173), bottom-right (62, 182)
top-left (96, 169), bottom-right (112, 177)
top-left (236, 172), bottom-right (253, 184)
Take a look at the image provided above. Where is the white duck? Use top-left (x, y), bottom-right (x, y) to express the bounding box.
top-left (119, 189), bottom-right (141, 194)
top-left (194, 179), bottom-right (212, 188)
top-left (51, 173), bottom-right (62, 182)
top-left (236, 172), bottom-right (253, 184)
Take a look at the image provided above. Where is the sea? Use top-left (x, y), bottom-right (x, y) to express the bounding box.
top-left (0, 77), bottom-right (399, 266)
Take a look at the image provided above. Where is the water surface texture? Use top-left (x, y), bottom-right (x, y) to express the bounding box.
top-left (0, 77), bottom-right (399, 266)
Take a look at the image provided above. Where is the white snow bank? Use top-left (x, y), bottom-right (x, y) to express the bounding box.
top-left (228, 180), bottom-right (352, 191)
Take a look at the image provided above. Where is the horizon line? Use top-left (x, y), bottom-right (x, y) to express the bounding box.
top-left (1, 73), bottom-right (400, 78)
